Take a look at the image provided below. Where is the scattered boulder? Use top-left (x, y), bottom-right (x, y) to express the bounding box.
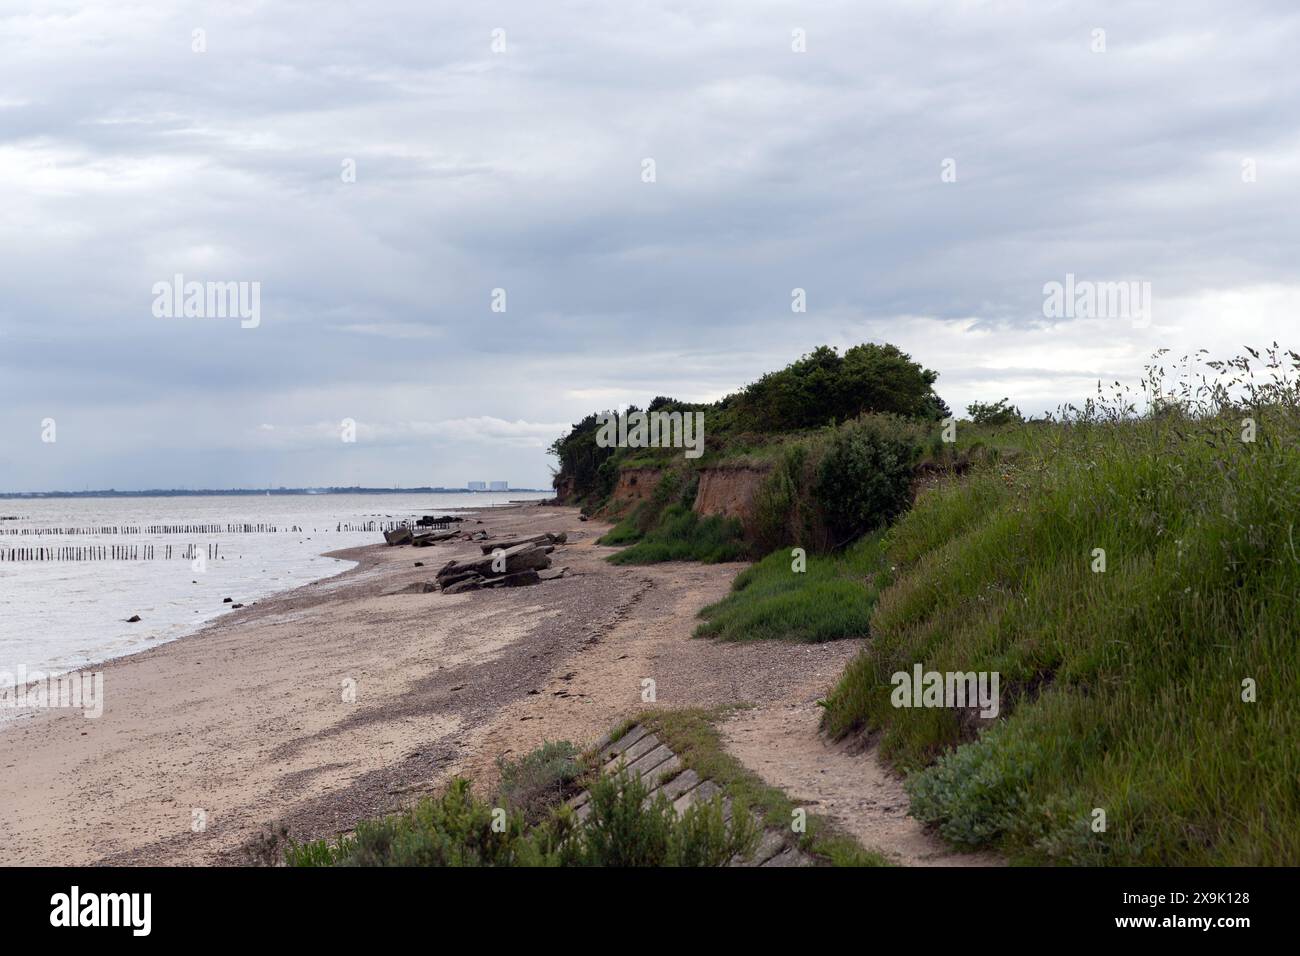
top-left (414, 561), bottom-right (424, 567)
top-left (383, 528), bottom-right (413, 546)
top-left (222, 597), bottom-right (233, 604)
top-left (538, 567), bottom-right (569, 581)
top-left (126, 615), bottom-right (141, 623)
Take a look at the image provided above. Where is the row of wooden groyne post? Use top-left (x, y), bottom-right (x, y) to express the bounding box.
top-left (0, 524), bottom-right (300, 536)
top-left (0, 543), bottom-right (220, 562)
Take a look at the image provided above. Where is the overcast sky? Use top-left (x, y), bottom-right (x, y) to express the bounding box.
top-left (2, 0), bottom-right (1298, 492)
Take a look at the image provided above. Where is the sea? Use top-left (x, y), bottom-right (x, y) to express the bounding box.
top-left (0, 492), bottom-right (549, 679)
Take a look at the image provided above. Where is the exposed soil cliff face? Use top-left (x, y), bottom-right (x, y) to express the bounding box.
top-left (691, 466), bottom-right (772, 525)
top-left (552, 475), bottom-right (577, 503)
top-left (603, 467), bottom-right (666, 516)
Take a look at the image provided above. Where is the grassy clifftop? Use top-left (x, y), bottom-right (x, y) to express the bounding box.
top-left (818, 358), bottom-right (1300, 865)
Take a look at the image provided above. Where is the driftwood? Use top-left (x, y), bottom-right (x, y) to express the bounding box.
top-left (435, 541), bottom-right (556, 592)
top-left (478, 532), bottom-right (566, 554)
top-left (436, 542), bottom-right (552, 583)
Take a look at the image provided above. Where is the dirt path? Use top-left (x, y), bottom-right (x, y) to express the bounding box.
top-left (719, 686), bottom-right (1001, 866)
top-left (447, 533), bottom-right (864, 795)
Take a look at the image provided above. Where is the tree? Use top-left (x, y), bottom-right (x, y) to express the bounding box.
top-left (965, 398), bottom-right (1023, 426)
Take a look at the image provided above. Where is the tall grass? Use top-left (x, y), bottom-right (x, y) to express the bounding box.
top-left (821, 348), bottom-right (1300, 865)
top-left (694, 535), bottom-right (888, 642)
top-left (605, 504), bottom-right (746, 565)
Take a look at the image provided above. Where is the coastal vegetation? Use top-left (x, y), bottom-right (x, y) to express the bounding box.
top-left (286, 739), bottom-right (756, 867)
top-left (573, 345), bottom-right (1300, 865)
top-left (549, 343), bottom-right (946, 510)
top-left (630, 708), bottom-right (888, 866)
top-left (693, 535), bottom-right (888, 643)
top-left (818, 349), bottom-right (1300, 865)
top-left (285, 711), bottom-right (885, 867)
top-left (551, 343), bottom-right (947, 563)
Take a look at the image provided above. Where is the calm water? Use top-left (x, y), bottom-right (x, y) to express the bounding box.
top-left (0, 492), bottom-right (548, 677)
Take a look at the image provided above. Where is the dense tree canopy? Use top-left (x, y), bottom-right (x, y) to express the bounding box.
top-left (550, 343), bottom-right (949, 503)
top-left (724, 344), bottom-right (948, 431)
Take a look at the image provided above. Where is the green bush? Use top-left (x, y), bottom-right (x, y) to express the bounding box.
top-left (751, 445), bottom-right (806, 552)
top-left (573, 766), bottom-right (756, 866)
top-left (286, 778), bottom-right (548, 867)
top-left (965, 398), bottom-right (1023, 426)
top-left (906, 727), bottom-right (1038, 848)
top-left (285, 767), bottom-right (755, 867)
top-left (813, 415), bottom-right (922, 546)
top-left (496, 740), bottom-right (583, 824)
top-left (726, 343), bottom-right (949, 431)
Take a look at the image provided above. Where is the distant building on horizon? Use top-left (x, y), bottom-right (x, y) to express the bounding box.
top-left (467, 480), bottom-right (487, 491)
top-left (489, 480), bottom-right (508, 491)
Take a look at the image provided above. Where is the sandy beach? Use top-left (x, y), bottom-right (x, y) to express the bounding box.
top-left (0, 503), bottom-right (975, 866)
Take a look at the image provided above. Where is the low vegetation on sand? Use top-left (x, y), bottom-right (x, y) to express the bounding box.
top-left (286, 710), bottom-right (886, 867)
top-left (286, 740), bottom-right (755, 867)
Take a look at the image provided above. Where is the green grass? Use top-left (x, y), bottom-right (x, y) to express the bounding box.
top-left (638, 707), bottom-right (890, 866)
top-left (605, 504), bottom-right (747, 564)
top-left (820, 389), bottom-right (1300, 865)
top-left (694, 534), bottom-right (889, 642)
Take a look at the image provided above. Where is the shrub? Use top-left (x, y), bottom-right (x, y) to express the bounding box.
top-left (813, 415), bottom-right (922, 546)
top-left (726, 343), bottom-right (949, 431)
top-left (751, 445), bottom-right (806, 552)
top-left (285, 767), bottom-right (756, 867)
top-left (286, 778), bottom-right (544, 867)
top-left (906, 728), bottom-right (1039, 849)
top-left (572, 766), bottom-right (756, 866)
top-left (496, 741), bottom-right (583, 824)
top-left (965, 398), bottom-right (1022, 426)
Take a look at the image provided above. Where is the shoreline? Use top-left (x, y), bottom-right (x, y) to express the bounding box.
top-left (0, 503), bottom-right (598, 864)
top-left (0, 501), bottom-right (967, 867)
top-left (0, 496), bottom-right (548, 689)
